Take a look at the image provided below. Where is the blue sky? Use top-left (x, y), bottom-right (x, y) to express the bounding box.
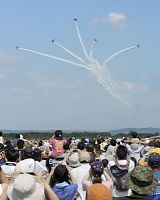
top-left (0, 0), bottom-right (160, 131)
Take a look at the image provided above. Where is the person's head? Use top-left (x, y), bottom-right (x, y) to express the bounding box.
top-left (95, 144), bottom-right (101, 152)
top-left (130, 131), bottom-right (138, 138)
top-left (110, 139), bottom-right (116, 146)
top-left (38, 140), bottom-right (43, 147)
top-left (86, 143), bottom-right (94, 153)
top-left (50, 164), bottom-right (70, 186)
top-left (77, 141), bottom-right (85, 151)
top-left (5, 139), bottom-right (12, 146)
top-left (15, 134), bottom-right (20, 139)
top-left (90, 161), bottom-right (104, 184)
top-left (0, 131), bottom-right (3, 137)
top-left (23, 146), bottom-right (33, 159)
top-left (54, 130), bottom-right (63, 140)
top-left (127, 165), bottom-right (158, 195)
top-left (6, 149), bottom-right (19, 162)
top-left (17, 139), bottom-right (25, 150)
top-left (96, 138), bottom-right (102, 145)
top-left (147, 140), bottom-right (156, 148)
top-left (101, 159), bottom-right (108, 168)
top-left (148, 152), bottom-right (160, 170)
top-left (116, 145), bottom-right (128, 160)
top-left (33, 148), bottom-right (42, 162)
top-left (88, 183), bottom-right (112, 200)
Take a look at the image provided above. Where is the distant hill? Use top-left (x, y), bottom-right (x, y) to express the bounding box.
top-left (110, 127), bottom-right (160, 135)
top-left (1, 127), bottom-right (160, 135)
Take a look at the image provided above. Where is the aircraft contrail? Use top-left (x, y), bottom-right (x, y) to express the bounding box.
top-left (16, 19), bottom-right (139, 108)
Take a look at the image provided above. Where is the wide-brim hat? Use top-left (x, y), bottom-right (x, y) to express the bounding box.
top-left (68, 153), bottom-right (80, 167)
top-left (7, 174), bottom-right (44, 200)
top-left (127, 165), bottom-right (158, 195)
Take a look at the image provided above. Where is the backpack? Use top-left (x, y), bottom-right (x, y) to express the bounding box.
top-left (110, 160), bottom-right (129, 191)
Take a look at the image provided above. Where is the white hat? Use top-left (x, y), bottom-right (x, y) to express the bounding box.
top-left (7, 174), bottom-right (44, 200)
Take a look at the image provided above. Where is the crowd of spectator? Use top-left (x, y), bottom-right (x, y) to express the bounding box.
top-left (0, 130), bottom-right (160, 200)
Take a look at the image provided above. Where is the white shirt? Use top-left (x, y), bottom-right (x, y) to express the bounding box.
top-left (71, 163), bottom-right (90, 200)
top-left (1, 162), bottom-right (17, 180)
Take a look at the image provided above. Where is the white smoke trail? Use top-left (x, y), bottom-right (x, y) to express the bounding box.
top-left (18, 47), bottom-right (91, 71)
top-left (89, 39), bottom-right (96, 59)
top-left (53, 40), bottom-right (87, 65)
top-left (103, 45), bottom-right (137, 65)
top-left (74, 20), bottom-right (91, 62)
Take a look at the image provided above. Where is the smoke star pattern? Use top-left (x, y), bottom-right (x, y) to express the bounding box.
top-left (16, 19), bottom-right (139, 109)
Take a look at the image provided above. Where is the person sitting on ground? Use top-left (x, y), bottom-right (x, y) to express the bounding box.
top-left (125, 165), bottom-right (158, 200)
top-left (71, 150), bottom-right (91, 200)
top-left (1, 149), bottom-right (19, 180)
top-left (125, 131), bottom-right (145, 163)
top-left (15, 145), bottom-right (48, 175)
top-left (147, 152), bottom-right (160, 199)
top-left (87, 183), bottom-right (113, 200)
top-left (106, 139), bottom-right (117, 161)
top-left (82, 160), bottom-right (113, 193)
top-left (12, 134), bottom-right (20, 148)
top-left (0, 172), bottom-right (59, 200)
top-left (49, 130), bottom-right (67, 159)
top-left (47, 164), bottom-right (78, 200)
top-left (85, 143), bottom-right (96, 161)
top-left (107, 145), bottom-right (135, 198)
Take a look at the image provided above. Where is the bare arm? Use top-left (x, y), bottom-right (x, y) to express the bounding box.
top-left (0, 170), bottom-right (9, 184)
top-left (43, 183), bottom-right (59, 200)
top-left (0, 185), bottom-right (8, 200)
top-left (82, 171), bottom-right (90, 183)
top-left (46, 167), bottom-right (55, 185)
top-left (66, 166), bottom-right (77, 184)
top-left (36, 174), bottom-right (59, 200)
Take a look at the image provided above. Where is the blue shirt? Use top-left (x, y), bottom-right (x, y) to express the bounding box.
top-left (50, 182), bottom-right (78, 200)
